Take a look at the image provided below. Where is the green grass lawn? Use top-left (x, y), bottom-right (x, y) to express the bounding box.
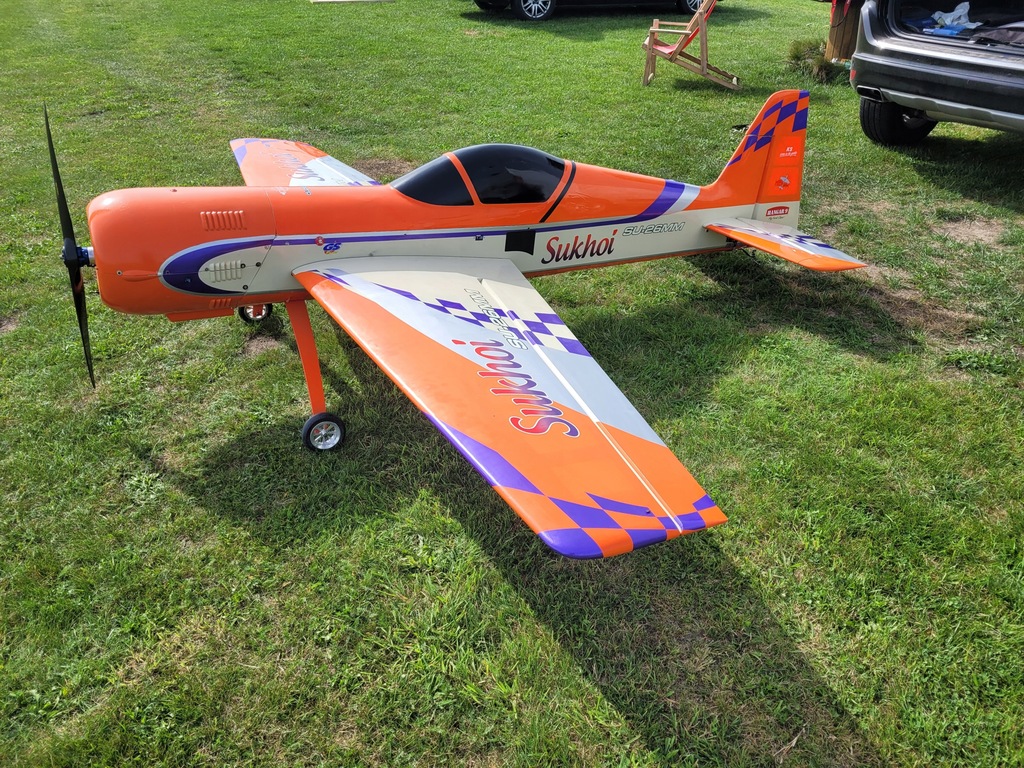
top-left (2, 0), bottom-right (1022, 765)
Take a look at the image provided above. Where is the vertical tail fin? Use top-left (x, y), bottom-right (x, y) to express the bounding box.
top-left (693, 90), bottom-right (810, 226)
top-left (696, 90), bottom-right (867, 272)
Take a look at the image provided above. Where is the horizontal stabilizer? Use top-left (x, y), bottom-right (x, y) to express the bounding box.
top-left (705, 217), bottom-right (866, 272)
top-left (230, 138), bottom-right (379, 187)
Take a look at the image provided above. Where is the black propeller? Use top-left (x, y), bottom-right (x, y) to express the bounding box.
top-left (44, 106), bottom-right (96, 387)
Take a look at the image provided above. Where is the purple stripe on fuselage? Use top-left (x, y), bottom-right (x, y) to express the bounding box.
top-left (160, 237), bottom-right (274, 296)
top-left (637, 180), bottom-right (688, 220)
top-left (275, 179), bottom-right (694, 251)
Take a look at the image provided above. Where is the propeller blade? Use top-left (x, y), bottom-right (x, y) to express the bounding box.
top-left (45, 106), bottom-right (96, 387)
top-left (44, 106), bottom-right (76, 245)
top-left (67, 249), bottom-right (96, 387)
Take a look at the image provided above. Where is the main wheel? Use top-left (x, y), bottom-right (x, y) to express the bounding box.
top-left (859, 97), bottom-right (937, 146)
top-left (474, 0), bottom-right (509, 8)
top-left (238, 303), bottom-right (273, 324)
top-left (301, 413), bottom-right (346, 451)
top-left (512, 0), bottom-right (554, 21)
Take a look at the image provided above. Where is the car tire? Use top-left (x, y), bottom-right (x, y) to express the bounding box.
top-left (859, 97), bottom-right (937, 146)
top-left (474, 0), bottom-right (509, 9)
top-left (512, 0), bottom-right (554, 21)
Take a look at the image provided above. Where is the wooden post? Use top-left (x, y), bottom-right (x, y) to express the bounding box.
top-left (825, 0), bottom-right (865, 62)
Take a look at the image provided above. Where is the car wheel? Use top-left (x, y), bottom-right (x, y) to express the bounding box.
top-left (512, 0), bottom-right (554, 21)
top-left (859, 97), bottom-right (937, 146)
top-left (681, 0), bottom-right (703, 12)
top-left (474, 0), bottom-right (509, 9)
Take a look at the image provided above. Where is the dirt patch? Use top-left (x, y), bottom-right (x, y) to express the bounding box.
top-left (811, 198), bottom-right (898, 243)
top-left (934, 217), bottom-right (1005, 247)
top-left (858, 263), bottom-right (981, 343)
top-left (0, 315), bottom-right (17, 335)
top-left (352, 157), bottom-right (418, 183)
top-left (243, 335), bottom-right (283, 357)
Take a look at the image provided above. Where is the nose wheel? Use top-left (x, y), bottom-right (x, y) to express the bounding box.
top-left (238, 303), bottom-right (273, 324)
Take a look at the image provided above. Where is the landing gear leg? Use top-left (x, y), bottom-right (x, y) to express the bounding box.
top-left (285, 299), bottom-right (346, 451)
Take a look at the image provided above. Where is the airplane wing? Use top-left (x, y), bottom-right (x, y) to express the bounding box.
top-left (292, 256), bottom-right (725, 559)
top-left (705, 217), bottom-right (866, 272)
top-left (229, 138), bottom-right (379, 187)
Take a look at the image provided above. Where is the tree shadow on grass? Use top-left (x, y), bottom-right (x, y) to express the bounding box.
top-left (163, 254), bottom-right (904, 764)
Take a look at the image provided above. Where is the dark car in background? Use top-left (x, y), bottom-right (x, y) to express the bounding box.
top-left (850, 1), bottom-right (1024, 145)
top-left (475, 0), bottom-right (701, 22)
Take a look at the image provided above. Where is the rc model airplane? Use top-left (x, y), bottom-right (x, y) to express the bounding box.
top-left (48, 90), bottom-right (865, 559)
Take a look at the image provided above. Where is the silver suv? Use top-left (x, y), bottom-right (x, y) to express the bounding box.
top-left (850, 0), bottom-right (1024, 145)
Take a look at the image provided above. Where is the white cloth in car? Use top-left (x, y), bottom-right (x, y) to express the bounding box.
top-left (932, 2), bottom-right (982, 29)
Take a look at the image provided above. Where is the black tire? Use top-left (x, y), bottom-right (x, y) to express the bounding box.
top-left (859, 97), bottom-right (937, 146)
top-left (237, 303), bottom-right (273, 324)
top-left (512, 0), bottom-right (554, 21)
top-left (680, 0), bottom-right (723, 12)
top-left (474, 0), bottom-right (508, 8)
top-left (301, 413), bottom-right (346, 451)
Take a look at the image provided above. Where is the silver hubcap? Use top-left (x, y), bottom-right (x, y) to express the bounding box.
top-left (521, 0), bottom-right (551, 18)
top-left (310, 421), bottom-right (342, 450)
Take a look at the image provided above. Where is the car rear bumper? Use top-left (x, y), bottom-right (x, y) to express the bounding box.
top-left (850, 0), bottom-right (1024, 133)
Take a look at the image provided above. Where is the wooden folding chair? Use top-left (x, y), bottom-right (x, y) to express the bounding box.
top-left (642, 0), bottom-right (740, 90)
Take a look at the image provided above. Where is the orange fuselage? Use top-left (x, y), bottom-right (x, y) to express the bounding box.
top-left (86, 161), bottom-right (752, 320)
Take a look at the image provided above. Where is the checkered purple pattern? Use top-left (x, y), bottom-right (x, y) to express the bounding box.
top-left (435, 420), bottom-right (715, 559)
top-left (417, 293), bottom-right (589, 357)
top-left (727, 90), bottom-right (808, 168)
top-left (541, 491), bottom-right (714, 558)
top-left (319, 270), bottom-right (590, 357)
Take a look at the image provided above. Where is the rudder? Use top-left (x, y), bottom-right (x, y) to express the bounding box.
top-left (694, 90), bottom-right (809, 227)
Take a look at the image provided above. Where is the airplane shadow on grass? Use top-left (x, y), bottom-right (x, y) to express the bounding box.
top-left (167, 252), bottom-right (898, 765)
